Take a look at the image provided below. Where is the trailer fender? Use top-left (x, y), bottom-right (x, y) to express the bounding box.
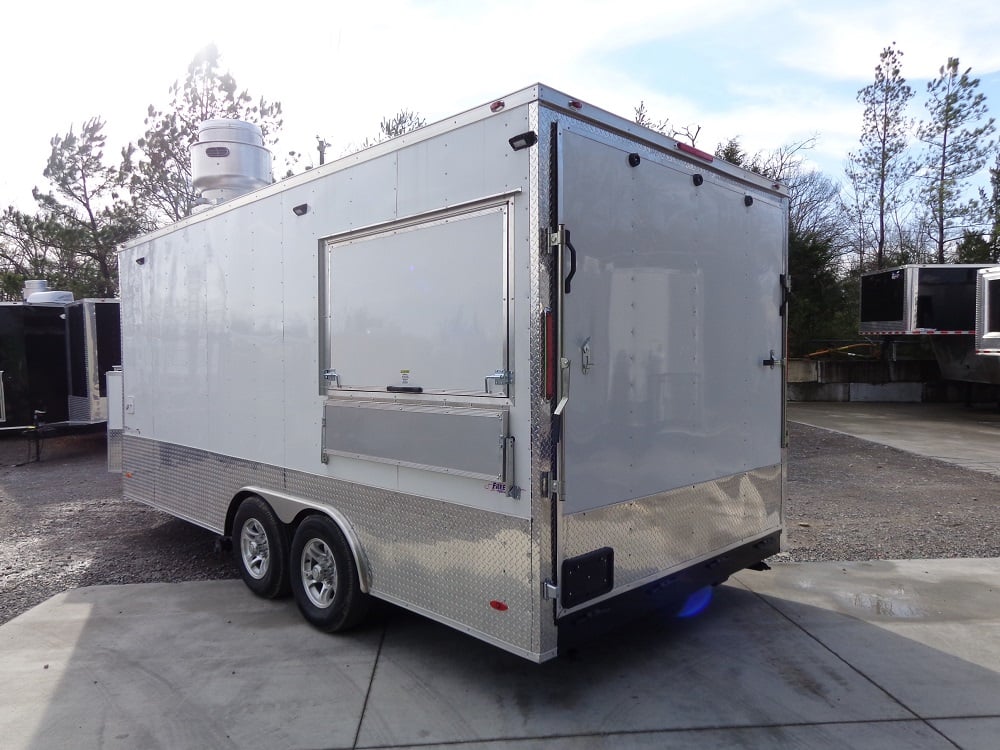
top-left (230, 487), bottom-right (372, 593)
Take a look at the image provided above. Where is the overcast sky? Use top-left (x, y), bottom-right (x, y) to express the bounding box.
top-left (3, 0), bottom-right (999, 210)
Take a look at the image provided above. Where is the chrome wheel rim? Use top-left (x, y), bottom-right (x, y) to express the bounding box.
top-left (301, 538), bottom-right (337, 608)
top-left (239, 519), bottom-right (270, 580)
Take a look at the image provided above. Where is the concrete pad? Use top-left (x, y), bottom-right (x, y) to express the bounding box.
top-left (930, 717), bottom-right (1000, 750)
top-left (787, 402), bottom-right (1000, 475)
top-left (1, 561), bottom-right (998, 749)
top-left (734, 559), bottom-right (1000, 718)
top-left (0, 581), bottom-right (381, 750)
top-left (379, 722), bottom-right (955, 749)
top-left (356, 586), bottom-right (912, 747)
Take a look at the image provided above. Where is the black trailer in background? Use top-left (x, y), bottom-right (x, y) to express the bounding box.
top-left (860, 264), bottom-right (987, 335)
top-left (859, 264), bottom-right (1000, 386)
top-left (1, 299), bottom-right (121, 431)
top-left (0, 304), bottom-right (70, 427)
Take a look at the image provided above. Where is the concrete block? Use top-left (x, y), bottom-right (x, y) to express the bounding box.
top-left (787, 383), bottom-right (849, 402)
top-left (786, 359), bottom-right (818, 383)
top-left (849, 382), bottom-right (923, 402)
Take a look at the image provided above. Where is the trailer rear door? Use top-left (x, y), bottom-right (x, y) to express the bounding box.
top-left (555, 127), bottom-right (785, 515)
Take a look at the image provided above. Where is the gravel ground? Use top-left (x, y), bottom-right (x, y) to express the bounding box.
top-left (1, 420), bottom-right (998, 625)
top-left (0, 433), bottom-right (237, 626)
top-left (784, 420), bottom-right (1000, 561)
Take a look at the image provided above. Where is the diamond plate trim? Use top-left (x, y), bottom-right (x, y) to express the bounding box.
top-left (68, 395), bottom-right (92, 422)
top-left (122, 434), bottom-right (536, 656)
top-left (562, 463), bottom-right (782, 599)
top-left (107, 428), bottom-right (122, 473)
top-left (530, 101), bottom-right (558, 656)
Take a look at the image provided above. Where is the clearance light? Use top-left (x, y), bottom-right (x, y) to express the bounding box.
top-left (490, 100), bottom-right (505, 113)
top-left (676, 142), bottom-right (714, 162)
top-left (568, 100), bottom-right (583, 109)
top-left (508, 131), bottom-right (538, 151)
top-left (489, 600), bottom-right (509, 611)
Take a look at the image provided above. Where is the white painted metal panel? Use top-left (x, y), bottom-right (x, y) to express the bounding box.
top-left (106, 370), bottom-right (123, 430)
top-left (326, 205), bottom-right (509, 395)
top-left (207, 201), bottom-right (286, 464)
top-left (145, 228), bottom-right (210, 449)
top-left (395, 109), bottom-right (529, 218)
top-left (558, 128), bottom-right (785, 513)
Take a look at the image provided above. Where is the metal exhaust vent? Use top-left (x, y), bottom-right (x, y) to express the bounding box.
top-left (190, 119), bottom-right (273, 208)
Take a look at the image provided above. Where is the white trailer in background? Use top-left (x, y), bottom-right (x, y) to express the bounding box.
top-left (111, 85), bottom-right (788, 661)
top-left (976, 266), bottom-right (1000, 356)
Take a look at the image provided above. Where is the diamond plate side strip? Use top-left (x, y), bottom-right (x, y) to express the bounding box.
top-left (562, 464), bottom-right (782, 598)
top-left (121, 434), bottom-right (536, 657)
top-left (107, 428), bottom-right (123, 473)
top-left (68, 395), bottom-right (91, 422)
top-left (531, 102), bottom-right (559, 657)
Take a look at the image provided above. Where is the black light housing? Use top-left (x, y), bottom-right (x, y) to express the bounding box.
top-left (508, 131), bottom-right (538, 151)
top-left (292, 203), bottom-right (309, 216)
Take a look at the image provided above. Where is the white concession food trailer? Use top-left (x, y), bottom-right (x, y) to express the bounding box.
top-left (110, 85), bottom-right (788, 661)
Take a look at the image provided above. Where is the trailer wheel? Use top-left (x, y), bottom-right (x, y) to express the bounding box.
top-left (290, 515), bottom-right (370, 632)
top-left (233, 496), bottom-right (290, 599)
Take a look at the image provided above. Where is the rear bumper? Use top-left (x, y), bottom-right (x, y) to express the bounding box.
top-left (557, 530), bottom-right (781, 652)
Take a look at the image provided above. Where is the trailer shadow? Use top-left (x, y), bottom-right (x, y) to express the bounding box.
top-left (6, 563), bottom-right (998, 750)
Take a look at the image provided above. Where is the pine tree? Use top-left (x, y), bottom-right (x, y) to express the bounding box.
top-left (916, 57), bottom-right (996, 262)
top-left (846, 43), bottom-right (914, 269)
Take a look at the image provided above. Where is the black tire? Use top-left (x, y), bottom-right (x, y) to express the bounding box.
top-left (290, 514), bottom-right (371, 632)
top-left (232, 496), bottom-right (290, 599)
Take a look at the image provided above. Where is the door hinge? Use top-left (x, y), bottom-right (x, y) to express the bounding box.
top-left (543, 580), bottom-right (559, 600)
top-left (780, 273), bottom-right (790, 316)
top-left (549, 479), bottom-right (563, 499)
top-left (323, 369), bottom-right (341, 386)
top-left (548, 226), bottom-right (566, 254)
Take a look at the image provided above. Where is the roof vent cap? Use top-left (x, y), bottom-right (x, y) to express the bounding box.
top-left (190, 119), bottom-right (272, 207)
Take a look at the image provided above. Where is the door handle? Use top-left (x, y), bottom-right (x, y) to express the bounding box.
top-left (762, 350), bottom-right (783, 368)
top-left (581, 337), bottom-right (593, 374)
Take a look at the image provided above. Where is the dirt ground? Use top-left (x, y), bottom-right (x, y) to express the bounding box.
top-left (1, 420), bottom-right (998, 625)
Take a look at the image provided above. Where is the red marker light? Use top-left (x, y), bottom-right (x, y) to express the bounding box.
top-left (568, 100), bottom-right (583, 110)
top-left (490, 100), bottom-right (505, 113)
top-left (676, 142), bottom-right (714, 162)
top-left (489, 600), bottom-right (509, 611)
